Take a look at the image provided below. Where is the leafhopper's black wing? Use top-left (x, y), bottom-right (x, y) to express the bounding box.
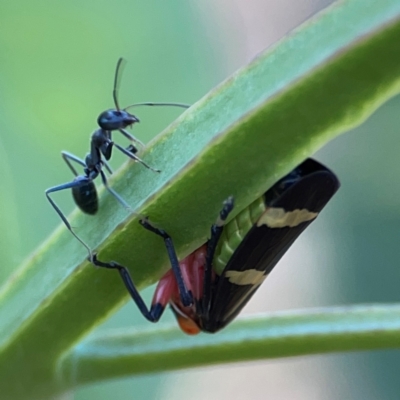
top-left (203, 158), bottom-right (340, 332)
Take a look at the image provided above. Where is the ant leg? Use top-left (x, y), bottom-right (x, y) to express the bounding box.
top-left (201, 197), bottom-right (235, 316)
top-left (99, 170), bottom-right (132, 212)
top-left (61, 151), bottom-right (87, 176)
top-left (125, 144), bottom-right (138, 154)
top-left (99, 141), bottom-right (113, 161)
top-left (91, 129), bottom-right (114, 161)
top-left (90, 137), bottom-right (113, 175)
top-left (102, 159), bottom-right (113, 175)
top-left (45, 180), bottom-right (93, 259)
top-left (139, 218), bottom-right (193, 307)
top-left (91, 254), bottom-right (170, 322)
top-left (113, 142), bottom-right (160, 173)
top-left (118, 128), bottom-right (145, 149)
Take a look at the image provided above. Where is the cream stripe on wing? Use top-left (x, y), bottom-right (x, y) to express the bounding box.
top-left (257, 207), bottom-right (318, 228)
top-left (225, 269), bottom-right (268, 286)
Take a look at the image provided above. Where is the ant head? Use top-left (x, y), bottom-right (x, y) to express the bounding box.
top-left (97, 109), bottom-right (140, 131)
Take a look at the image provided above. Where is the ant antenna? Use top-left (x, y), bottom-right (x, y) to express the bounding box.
top-left (113, 57), bottom-right (126, 111)
top-left (113, 57), bottom-right (190, 113)
top-left (124, 102), bottom-right (190, 111)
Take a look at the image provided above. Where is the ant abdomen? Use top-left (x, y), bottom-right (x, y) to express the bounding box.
top-left (72, 176), bottom-right (98, 215)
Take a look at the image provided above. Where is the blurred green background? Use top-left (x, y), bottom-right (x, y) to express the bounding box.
top-left (1, 0), bottom-right (400, 399)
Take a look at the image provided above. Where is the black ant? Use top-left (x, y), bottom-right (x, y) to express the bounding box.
top-left (45, 58), bottom-right (190, 257)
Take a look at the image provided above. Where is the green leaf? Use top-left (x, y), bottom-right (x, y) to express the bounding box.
top-left (1, 0), bottom-right (400, 398)
top-left (59, 305), bottom-right (400, 388)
